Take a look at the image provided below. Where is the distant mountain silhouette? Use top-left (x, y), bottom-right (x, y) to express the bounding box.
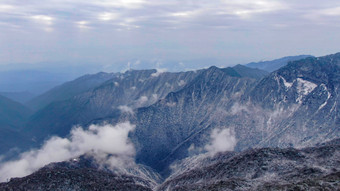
top-left (246, 55), bottom-right (313, 72)
top-left (0, 95), bottom-right (33, 155)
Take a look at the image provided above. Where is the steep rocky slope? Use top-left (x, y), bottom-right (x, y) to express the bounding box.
top-left (125, 66), bottom-right (262, 173)
top-left (23, 69), bottom-right (203, 140)
top-left (158, 139), bottom-right (340, 190)
top-left (0, 128), bottom-right (33, 156)
top-left (0, 95), bottom-right (33, 155)
top-left (0, 95), bottom-right (32, 130)
top-left (0, 91), bottom-right (36, 104)
top-left (244, 53), bottom-right (340, 148)
top-left (27, 72), bottom-right (117, 111)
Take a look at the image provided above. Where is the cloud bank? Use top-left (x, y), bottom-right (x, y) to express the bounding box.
top-left (0, 122), bottom-right (135, 182)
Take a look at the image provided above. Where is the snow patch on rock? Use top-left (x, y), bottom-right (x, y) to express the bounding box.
top-left (318, 84), bottom-right (331, 111)
top-left (296, 78), bottom-right (317, 103)
top-left (280, 76), bottom-right (293, 89)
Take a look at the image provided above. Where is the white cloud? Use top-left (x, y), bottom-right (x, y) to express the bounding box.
top-left (205, 128), bottom-right (236, 156)
top-left (208, 0), bottom-right (288, 21)
top-left (166, 102), bottom-right (176, 107)
top-left (94, 0), bottom-right (146, 9)
top-left (137, 96), bottom-right (148, 106)
top-left (304, 6), bottom-right (340, 23)
top-left (76, 20), bottom-right (90, 29)
top-left (178, 80), bottom-right (186, 86)
top-left (98, 12), bottom-right (119, 21)
top-left (0, 4), bottom-right (15, 12)
top-left (320, 6), bottom-right (340, 16)
top-left (0, 21), bottom-right (20, 29)
top-left (170, 10), bottom-right (201, 18)
top-left (133, 60), bottom-right (141, 66)
top-left (30, 15), bottom-right (54, 25)
top-left (152, 93), bottom-right (158, 100)
top-left (0, 122), bottom-right (135, 182)
top-left (230, 102), bottom-right (250, 115)
top-left (118, 105), bottom-right (134, 114)
top-left (151, 68), bottom-right (167, 77)
top-left (29, 15), bottom-right (55, 31)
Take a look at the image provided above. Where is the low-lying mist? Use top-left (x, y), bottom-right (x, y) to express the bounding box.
top-left (0, 122), bottom-right (136, 182)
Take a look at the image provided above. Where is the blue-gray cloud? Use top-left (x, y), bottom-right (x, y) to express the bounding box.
top-left (0, 0), bottom-right (339, 71)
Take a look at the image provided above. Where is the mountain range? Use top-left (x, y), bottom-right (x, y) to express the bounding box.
top-left (0, 53), bottom-right (339, 190)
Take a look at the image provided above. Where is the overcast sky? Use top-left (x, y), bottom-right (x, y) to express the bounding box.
top-left (0, 0), bottom-right (340, 72)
